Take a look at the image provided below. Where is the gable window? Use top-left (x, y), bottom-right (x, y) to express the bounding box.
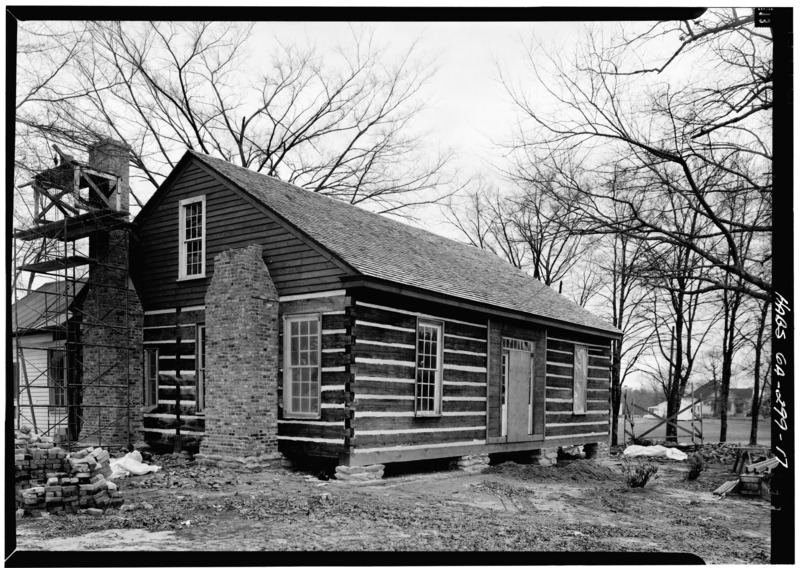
top-left (573, 344), bottom-right (588, 415)
top-left (196, 324), bottom-right (206, 412)
top-left (178, 195), bottom-right (206, 279)
top-left (283, 315), bottom-right (321, 418)
top-left (48, 349), bottom-right (67, 407)
top-left (415, 320), bottom-right (443, 415)
top-left (144, 348), bottom-right (159, 408)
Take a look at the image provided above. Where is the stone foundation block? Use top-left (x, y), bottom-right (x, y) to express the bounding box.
top-left (584, 442), bottom-right (610, 459)
top-left (532, 448), bottom-right (558, 466)
top-left (334, 464), bottom-right (384, 482)
top-left (455, 454), bottom-right (490, 472)
top-left (195, 451), bottom-right (284, 471)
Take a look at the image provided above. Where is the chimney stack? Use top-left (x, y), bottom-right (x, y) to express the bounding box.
top-left (88, 138), bottom-right (131, 213)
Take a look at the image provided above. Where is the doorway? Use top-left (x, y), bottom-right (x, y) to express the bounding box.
top-left (500, 337), bottom-right (537, 442)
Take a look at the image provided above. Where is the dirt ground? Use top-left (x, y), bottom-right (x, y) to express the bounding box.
top-left (13, 452), bottom-right (771, 562)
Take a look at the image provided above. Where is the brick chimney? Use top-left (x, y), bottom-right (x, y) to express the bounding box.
top-left (87, 138), bottom-right (131, 213)
top-left (200, 245), bottom-right (282, 460)
top-left (80, 138), bottom-right (144, 448)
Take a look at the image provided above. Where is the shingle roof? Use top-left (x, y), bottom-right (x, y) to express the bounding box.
top-left (189, 151), bottom-right (620, 336)
top-left (12, 279), bottom-right (86, 332)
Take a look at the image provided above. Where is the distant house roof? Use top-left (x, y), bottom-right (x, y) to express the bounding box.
top-left (694, 381), bottom-right (753, 401)
top-left (165, 151), bottom-right (621, 337)
top-left (12, 279), bottom-right (86, 333)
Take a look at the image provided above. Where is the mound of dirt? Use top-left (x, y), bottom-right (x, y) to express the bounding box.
top-left (488, 460), bottom-right (619, 482)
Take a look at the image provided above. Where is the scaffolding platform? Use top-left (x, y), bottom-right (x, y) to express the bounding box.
top-left (14, 209), bottom-right (131, 242)
top-left (20, 256), bottom-right (98, 274)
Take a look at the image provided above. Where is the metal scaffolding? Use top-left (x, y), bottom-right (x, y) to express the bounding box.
top-left (12, 145), bottom-right (137, 451)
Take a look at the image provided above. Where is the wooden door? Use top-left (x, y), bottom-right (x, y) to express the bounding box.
top-left (507, 349), bottom-right (533, 442)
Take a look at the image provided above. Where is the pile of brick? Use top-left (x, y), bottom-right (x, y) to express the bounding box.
top-left (14, 429), bottom-right (69, 491)
top-left (14, 427), bottom-right (124, 516)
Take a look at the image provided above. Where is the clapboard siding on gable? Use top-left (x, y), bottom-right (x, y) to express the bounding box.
top-left (133, 161), bottom-right (350, 311)
top-left (544, 328), bottom-right (612, 441)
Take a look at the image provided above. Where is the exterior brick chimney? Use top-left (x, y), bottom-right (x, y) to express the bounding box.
top-left (200, 245), bottom-right (282, 459)
top-left (80, 138), bottom-right (144, 447)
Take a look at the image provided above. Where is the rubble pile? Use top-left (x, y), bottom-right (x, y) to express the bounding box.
top-left (14, 427), bottom-right (124, 516)
top-left (691, 444), bottom-right (752, 465)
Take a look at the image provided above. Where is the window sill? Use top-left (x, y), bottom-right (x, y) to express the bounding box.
top-left (283, 414), bottom-right (321, 420)
top-left (414, 413), bottom-right (442, 418)
top-left (177, 274), bottom-right (206, 282)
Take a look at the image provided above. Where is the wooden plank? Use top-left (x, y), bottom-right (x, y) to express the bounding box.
top-left (353, 428), bottom-right (485, 448)
top-left (354, 414), bottom-right (486, 431)
top-left (353, 305), bottom-right (416, 328)
top-left (546, 423), bottom-right (608, 437)
top-left (278, 422), bottom-right (346, 439)
top-left (546, 400), bottom-right (607, 412)
top-left (278, 439), bottom-right (344, 459)
top-left (573, 345), bottom-right (588, 414)
top-left (443, 335), bottom-right (488, 353)
top-left (354, 342), bottom-right (415, 361)
top-left (546, 350), bottom-right (573, 365)
top-left (443, 351), bottom-right (487, 367)
top-left (356, 362), bottom-right (415, 380)
top-left (544, 413), bottom-right (609, 424)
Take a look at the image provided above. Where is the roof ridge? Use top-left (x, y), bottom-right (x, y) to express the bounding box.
top-left (188, 150), bottom-right (521, 266)
top-left (187, 150), bottom-right (620, 336)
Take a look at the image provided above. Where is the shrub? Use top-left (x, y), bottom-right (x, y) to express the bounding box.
top-left (684, 453), bottom-right (705, 481)
top-left (621, 458), bottom-right (659, 488)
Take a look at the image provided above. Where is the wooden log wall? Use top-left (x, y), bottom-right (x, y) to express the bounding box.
top-left (276, 292), bottom-right (351, 460)
top-left (545, 329), bottom-right (612, 443)
top-left (140, 306), bottom-right (206, 447)
top-left (347, 291), bottom-right (489, 464)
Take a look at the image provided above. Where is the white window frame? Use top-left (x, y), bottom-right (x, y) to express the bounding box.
top-left (178, 195), bottom-right (206, 280)
top-left (196, 324), bottom-right (206, 413)
top-left (283, 314), bottom-right (322, 419)
top-left (144, 348), bottom-right (159, 409)
top-left (414, 319), bottom-right (444, 416)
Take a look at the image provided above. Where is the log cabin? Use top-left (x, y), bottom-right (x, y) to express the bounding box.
top-left (131, 150), bottom-right (622, 467)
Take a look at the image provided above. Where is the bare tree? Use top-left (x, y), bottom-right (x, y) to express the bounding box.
top-left (745, 297), bottom-right (770, 445)
top-left (639, 208), bottom-right (721, 441)
top-left (501, 9), bottom-right (772, 300)
top-left (16, 21), bottom-right (456, 217)
top-left (442, 181), bottom-right (526, 268)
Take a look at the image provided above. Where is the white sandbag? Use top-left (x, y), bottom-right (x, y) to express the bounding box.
top-left (108, 452), bottom-right (161, 479)
top-left (623, 444), bottom-right (687, 461)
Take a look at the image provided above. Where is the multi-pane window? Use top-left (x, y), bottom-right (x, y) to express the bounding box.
top-left (415, 320), bottom-right (443, 415)
top-left (47, 349), bottom-right (67, 407)
top-left (284, 315), bottom-right (320, 418)
top-left (144, 349), bottom-right (159, 407)
top-left (178, 196), bottom-right (205, 279)
top-left (196, 324), bottom-right (206, 412)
